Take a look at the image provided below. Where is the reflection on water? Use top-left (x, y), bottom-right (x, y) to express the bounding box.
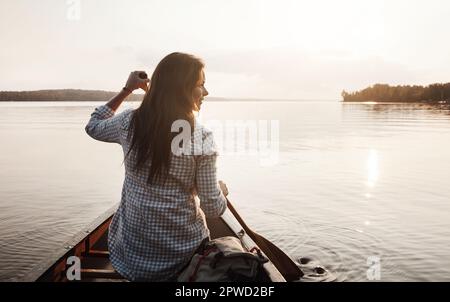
top-left (367, 149), bottom-right (379, 188)
top-left (1, 101), bottom-right (450, 281)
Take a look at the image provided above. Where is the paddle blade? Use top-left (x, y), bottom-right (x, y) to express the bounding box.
top-left (226, 198), bottom-right (303, 281)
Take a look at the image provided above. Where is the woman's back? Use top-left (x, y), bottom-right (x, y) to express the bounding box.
top-left (86, 105), bottom-right (227, 281)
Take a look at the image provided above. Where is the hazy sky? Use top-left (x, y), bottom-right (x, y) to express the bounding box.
top-left (1, 0), bottom-right (450, 99)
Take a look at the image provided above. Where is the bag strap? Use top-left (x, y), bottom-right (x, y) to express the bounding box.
top-left (188, 247), bottom-right (218, 282)
top-left (215, 252), bottom-right (268, 262)
top-left (249, 246), bottom-right (268, 262)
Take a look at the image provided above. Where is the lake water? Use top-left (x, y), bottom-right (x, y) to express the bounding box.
top-left (1, 100), bottom-right (450, 282)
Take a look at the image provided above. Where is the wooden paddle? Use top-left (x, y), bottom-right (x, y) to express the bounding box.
top-left (225, 197), bottom-right (304, 281)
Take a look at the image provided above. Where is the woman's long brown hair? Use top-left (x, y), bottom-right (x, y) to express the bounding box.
top-left (126, 52), bottom-right (204, 184)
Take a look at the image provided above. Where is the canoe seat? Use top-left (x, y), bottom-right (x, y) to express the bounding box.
top-left (80, 269), bottom-right (123, 279)
top-left (84, 249), bottom-right (110, 258)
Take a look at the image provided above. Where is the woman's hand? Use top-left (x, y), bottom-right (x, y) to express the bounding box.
top-left (125, 71), bottom-right (150, 92)
top-left (105, 71), bottom-right (149, 111)
top-left (219, 180), bottom-right (229, 197)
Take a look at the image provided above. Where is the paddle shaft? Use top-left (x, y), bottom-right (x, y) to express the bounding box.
top-left (226, 197), bottom-right (304, 281)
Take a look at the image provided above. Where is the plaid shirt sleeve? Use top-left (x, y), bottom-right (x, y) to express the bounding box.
top-left (196, 130), bottom-right (227, 218)
top-left (85, 105), bottom-right (126, 144)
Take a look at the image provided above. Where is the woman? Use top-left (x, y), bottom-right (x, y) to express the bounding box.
top-left (85, 52), bottom-right (228, 281)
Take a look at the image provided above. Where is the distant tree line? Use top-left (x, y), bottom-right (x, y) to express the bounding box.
top-left (342, 83), bottom-right (450, 103)
top-left (0, 89), bottom-right (144, 102)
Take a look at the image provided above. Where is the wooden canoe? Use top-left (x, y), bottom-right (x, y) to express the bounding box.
top-left (26, 203), bottom-right (287, 282)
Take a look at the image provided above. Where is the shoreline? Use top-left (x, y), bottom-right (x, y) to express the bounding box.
top-left (342, 100), bottom-right (449, 104)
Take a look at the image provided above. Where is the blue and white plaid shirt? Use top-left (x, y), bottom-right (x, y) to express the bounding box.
top-left (85, 105), bottom-right (227, 281)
